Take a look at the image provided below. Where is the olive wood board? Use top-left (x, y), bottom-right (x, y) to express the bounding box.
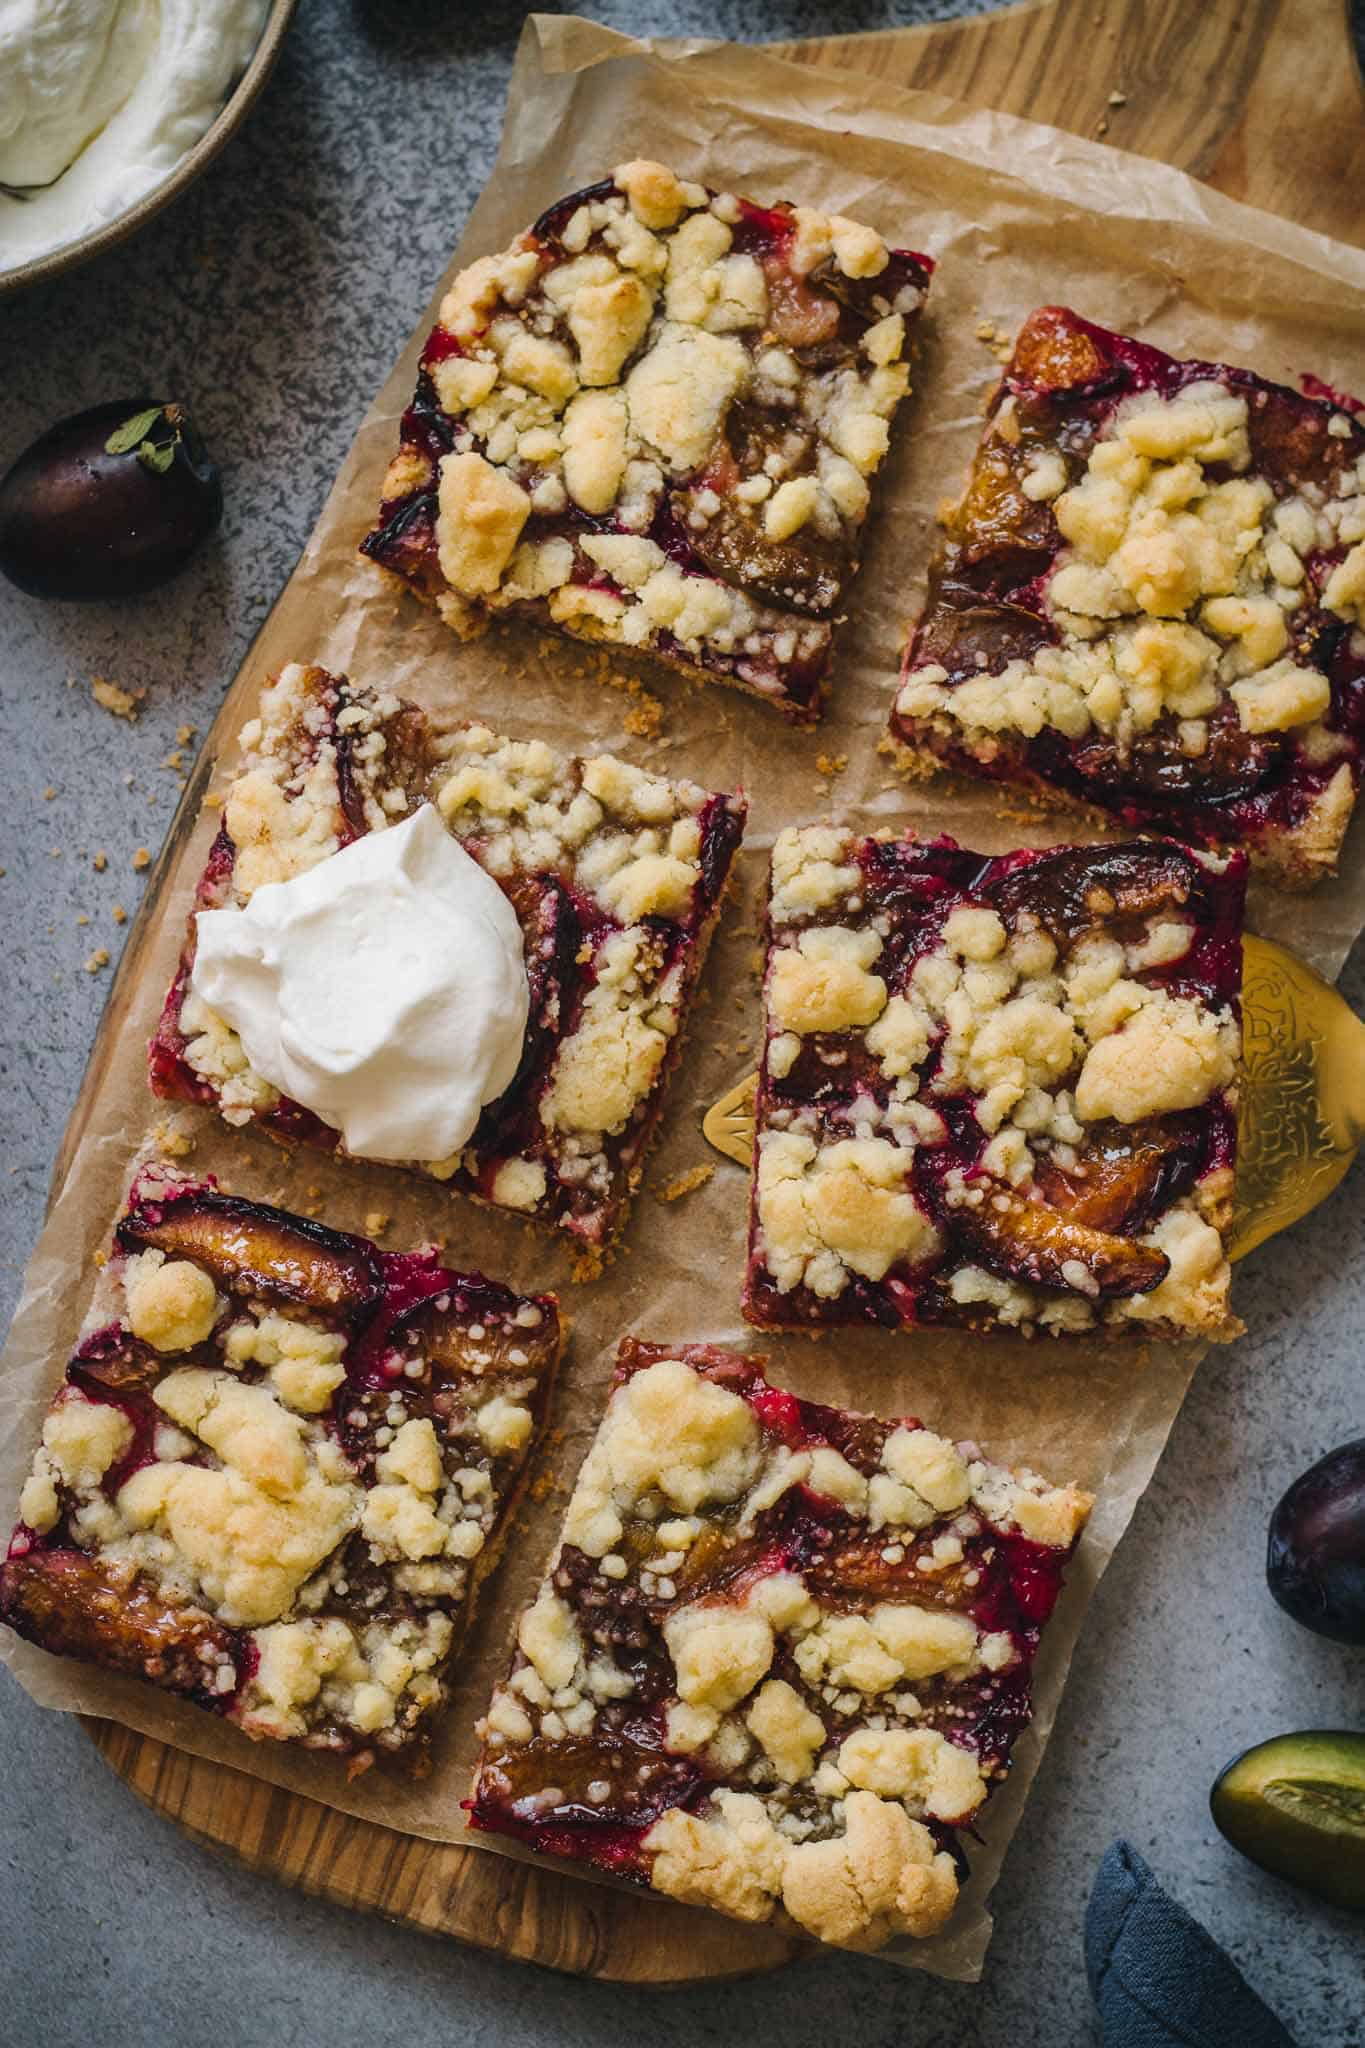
top-left (47, 0), bottom-right (1365, 1990)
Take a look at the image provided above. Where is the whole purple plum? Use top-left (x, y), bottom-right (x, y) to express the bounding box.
top-left (1267, 1437), bottom-right (1365, 1644)
top-left (0, 398), bottom-right (222, 600)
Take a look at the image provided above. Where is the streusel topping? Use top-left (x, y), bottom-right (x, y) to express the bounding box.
top-left (746, 829), bottom-right (1244, 1338)
top-left (364, 162), bottom-right (931, 719)
top-left (3, 1171), bottom-right (560, 1762)
top-left (472, 1343), bottom-right (1092, 1951)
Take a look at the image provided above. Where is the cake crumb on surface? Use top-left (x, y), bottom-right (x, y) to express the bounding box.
top-left (657, 1163), bottom-right (715, 1203)
top-left (91, 676), bottom-right (142, 721)
top-left (153, 1119), bottom-right (195, 1159)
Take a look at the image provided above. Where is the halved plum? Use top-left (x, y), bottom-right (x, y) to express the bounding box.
top-left (1212, 1732), bottom-right (1365, 1913)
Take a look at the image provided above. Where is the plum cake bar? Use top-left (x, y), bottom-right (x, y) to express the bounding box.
top-left (362, 160), bottom-right (932, 723)
top-left (743, 827), bottom-right (1246, 1340)
top-left (890, 305), bottom-right (1365, 885)
top-left (0, 1167), bottom-right (561, 1766)
top-left (149, 662), bottom-right (746, 1247)
top-left (470, 1340), bottom-right (1092, 1951)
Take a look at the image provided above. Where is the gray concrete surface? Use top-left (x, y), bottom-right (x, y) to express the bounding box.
top-left (1, 4), bottom-right (1362, 2042)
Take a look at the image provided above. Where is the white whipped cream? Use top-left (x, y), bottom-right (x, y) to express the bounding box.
top-left (190, 805), bottom-right (530, 1163)
top-left (0, 0), bottom-right (269, 271)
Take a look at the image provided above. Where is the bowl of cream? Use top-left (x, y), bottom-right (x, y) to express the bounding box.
top-left (0, 0), bottom-right (296, 292)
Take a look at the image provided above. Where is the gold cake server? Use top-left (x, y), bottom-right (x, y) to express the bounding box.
top-left (702, 935), bottom-right (1365, 1263)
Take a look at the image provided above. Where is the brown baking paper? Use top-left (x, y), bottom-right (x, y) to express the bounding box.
top-left (6, 15), bottom-right (1365, 1983)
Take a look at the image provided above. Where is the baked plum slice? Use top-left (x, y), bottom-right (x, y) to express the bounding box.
top-left (985, 841), bottom-right (1209, 946)
top-left (951, 1176), bottom-right (1170, 1298)
top-left (117, 1190), bottom-right (383, 1320)
top-left (1034, 1117), bottom-right (1204, 1232)
top-left (0, 1550), bottom-right (238, 1700)
top-left (684, 492), bottom-right (844, 614)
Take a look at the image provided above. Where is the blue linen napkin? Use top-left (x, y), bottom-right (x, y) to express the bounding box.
top-left (1086, 1840), bottom-right (1297, 2048)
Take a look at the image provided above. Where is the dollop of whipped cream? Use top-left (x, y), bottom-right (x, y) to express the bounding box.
top-left (190, 805), bottom-right (529, 1163)
top-left (0, 0), bottom-right (269, 270)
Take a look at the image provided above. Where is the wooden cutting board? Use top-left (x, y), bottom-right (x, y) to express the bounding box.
top-left (76, 0), bottom-right (1364, 1987)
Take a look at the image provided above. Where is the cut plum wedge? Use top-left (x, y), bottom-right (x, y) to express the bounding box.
top-left (1, 1164), bottom-right (562, 1769)
top-left (743, 827), bottom-right (1245, 1340)
top-left (471, 1340), bottom-right (1093, 1952)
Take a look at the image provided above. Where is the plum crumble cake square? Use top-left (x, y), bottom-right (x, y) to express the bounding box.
top-left (742, 826), bottom-right (1246, 1340)
top-left (149, 662), bottom-right (746, 1247)
top-left (0, 1167), bottom-right (561, 1766)
top-left (890, 305), bottom-right (1365, 886)
top-left (470, 1341), bottom-right (1092, 1951)
top-left (361, 160), bottom-right (932, 723)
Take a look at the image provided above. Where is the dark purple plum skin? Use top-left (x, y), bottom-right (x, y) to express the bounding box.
top-left (1266, 1438), bottom-right (1365, 1645)
top-left (0, 397), bottom-right (222, 601)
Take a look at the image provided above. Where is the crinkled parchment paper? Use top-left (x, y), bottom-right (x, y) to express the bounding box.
top-left (5, 15), bottom-right (1365, 1984)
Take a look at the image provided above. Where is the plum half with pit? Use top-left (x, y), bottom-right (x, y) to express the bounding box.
top-left (1266, 1437), bottom-right (1365, 1645)
top-left (0, 398), bottom-right (222, 600)
top-left (1211, 1732), bottom-right (1365, 1913)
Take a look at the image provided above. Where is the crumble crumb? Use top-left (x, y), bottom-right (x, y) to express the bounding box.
top-left (132, 847), bottom-right (151, 870)
top-left (84, 949), bottom-right (110, 973)
top-left (570, 1247), bottom-right (605, 1286)
top-left (175, 725), bottom-right (196, 746)
top-left (112, 905), bottom-right (127, 924)
top-left (623, 695), bottom-right (664, 739)
top-left (815, 753), bottom-right (848, 778)
top-left (93, 851), bottom-right (107, 872)
top-left (657, 1163), bottom-right (715, 1204)
top-left (91, 676), bottom-right (142, 721)
top-left (364, 1210), bottom-right (391, 1236)
top-left (1108, 89), bottom-right (1127, 106)
top-left (77, 913), bottom-right (89, 926)
top-left (153, 1118), bottom-right (195, 1159)
top-left (43, 786), bottom-right (56, 800)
